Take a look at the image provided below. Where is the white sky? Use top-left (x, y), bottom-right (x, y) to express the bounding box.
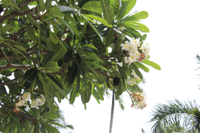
top-left (59, 0), bottom-right (200, 133)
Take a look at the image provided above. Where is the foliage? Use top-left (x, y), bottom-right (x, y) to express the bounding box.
top-left (0, 0), bottom-right (160, 132)
top-left (149, 99), bottom-right (200, 133)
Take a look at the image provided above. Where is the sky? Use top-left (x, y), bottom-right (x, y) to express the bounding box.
top-left (58, 0), bottom-right (200, 133)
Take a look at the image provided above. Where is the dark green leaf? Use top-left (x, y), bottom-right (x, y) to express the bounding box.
top-left (69, 87), bottom-right (76, 104)
top-left (24, 68), bottom-right (38, 83)
top-left (113, 77), bottom-right (120, 86)
top-left (40, 23), bottom-right (49, 38)
top-left (67, 62), bottom-right (78, 84)
top-left (64, 50), bottom-right (72, 64)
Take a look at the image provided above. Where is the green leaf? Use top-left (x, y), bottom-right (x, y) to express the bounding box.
top-left (67, 62), bottom-right (78, 84)
top-left (45, 74), bottom-right (67, 97)
top-left (37, 0), bottom-right (46, 12)
top-left (40, 23), bottom-right (49, 38)
top-left (142, 59), bottom-right (161, 70)
top-left (106, 28), bottom-right (115, 46)
top-left (49, 7), bottom-right (62, 19)
top-left (69, 87), bottom-right (76, 104)
top-left (76, 53), bottom-right (84, 75)
top-left (51, 45), bottom-right (68, 62)
top-left (99, 0), bottom-right (114, 24)
top-left (59, 18), bottom-right (76, 36)
top-left (85, 52), bottom-right (104, 63)
top-left (1, 24), bottom-right (15, 33)
top-left (26, 24), bottom-right (37, 41)
top-left (131, 63), bottom-right (143, 79)
top-left (41, 51), bottom-right (54, 66)
top-left (13, 45), bottom-right (26, 52)
top-left (64, 50), bottom-right (72, 64)
top-left (87, 61), bottom-right (108, 71)
top-left (46, 39), bottom-right (55, 51)
top-left (140, 34), bottom-right (147, 42)
top-left (84, 61), bottom-right (99, 78)
top-left (2, 0), bottom-right (21, 11)
top-left (135, 61), bottom-right (149, 72)
top-left (81, 1), bottom-right (102, 14)
top-left (81, 14), bottom-right (103, 42)
top-left (124, 0), bottom-right (136, 16)
top-left (124, 11), bottom-right (149, 22)
top-left (113, 77), bottom-right (120, 86)
top-left (84, 15), bottom-right (112, 27)
top-left (39, 74), bottom-right (53, 113)
top-left (43, 61), bottom-right (59, 72)
top-left (24, 68), bottom-right (38, 83)
top-left (59, 6), bottom-right (76, 13)
top-left (82, 44), bottom-right (98, 51)
top-left (126, 22), bottom-right (150, 32)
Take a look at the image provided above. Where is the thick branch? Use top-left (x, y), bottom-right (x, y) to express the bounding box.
top-left (18, 0), bottom-right (36, 7)
top-left (0, 8), bottom-right (37, 23)
top-left (109, 90), bottom-right (115, 133)
top-left (0, 103), bottom-right (37, 122)
top-left (0, 64), bottom-right (32, 71)
top-left (0, 76), bottom-right (23, 85)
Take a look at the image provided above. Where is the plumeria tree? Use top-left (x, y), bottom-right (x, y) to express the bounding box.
top-left (0, 0), bottom-right (160, 132)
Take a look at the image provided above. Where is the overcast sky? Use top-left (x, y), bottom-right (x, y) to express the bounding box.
top-left (59, 0), bottom-right (200, 133)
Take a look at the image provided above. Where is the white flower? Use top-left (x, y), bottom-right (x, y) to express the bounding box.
top-left (117, 62), bottom-right (123, 67)
top-left (127, 43), bottom-right (137, 53)
top-left (31, 100), bottom-right (38, 108)
top-left (120, 41), bottom-right (129, 51)
top-left (40, 94), bottom-right (46, 102)
top-left (130, 38), bottom-right (140, 47)
top-left (117, 26), bottom-right (126, 31)
top-left (36, 94), bottom-right (46, 106)
top-left (22, 92), bottom-right (31, 102)
top-left (111, 43), bottom-right (115, 49)
top-left (124, 56), bottom-right (131, 65)
top-left (36, 98), bottom-right (45, 106)
top-left (16, 100), bottom-right (26, 107)
top-left (121, 33), bottom-right (126, 40)
top-left (140, 42), bottom-right (150, 56)
top-left (134, 50), bottom-right (141, 59)
top-left (135, 101), bottom-right (147, 109)
top-left (129, 53), bottom-right (138, 63)
top-left (131, 70), bottom-right (141, 81)
top-left (126, 76), bottom-right (137, 85)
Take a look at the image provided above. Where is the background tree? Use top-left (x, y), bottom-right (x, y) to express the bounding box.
top-left (148, 99), bottom-right (200, 133)
top-left (0, 0), bottom-right (160, 132)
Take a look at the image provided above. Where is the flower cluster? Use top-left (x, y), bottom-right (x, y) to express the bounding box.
top-left (130, 92), bottom-right (147, 109)
top-left (15, 92), bottom-right (46, 109)
top-left (126, 70), bottom-right (141, 85)
top-left (120, 38), bottom-right (150, 65)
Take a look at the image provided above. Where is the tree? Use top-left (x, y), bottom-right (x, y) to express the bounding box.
top-left (0, 0), bottom-right (160, 132)
top-left (148, 99), bottom-right (200, 133)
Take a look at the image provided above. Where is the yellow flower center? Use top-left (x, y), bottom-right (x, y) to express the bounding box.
top-left (133, 40), bottom-right (136, 43)
top-left (124, 44), bottom-right (127, 48)
top-left (24, 94), bottom-right (27, 98)
top-left (130, 56), bottom-right (134, 59)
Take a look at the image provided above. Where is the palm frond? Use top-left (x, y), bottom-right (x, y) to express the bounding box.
top-left (149, 99), bottom-right (200, 133)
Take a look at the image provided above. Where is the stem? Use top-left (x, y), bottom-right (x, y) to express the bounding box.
top-left (109, 90), bottom-right (115, 133)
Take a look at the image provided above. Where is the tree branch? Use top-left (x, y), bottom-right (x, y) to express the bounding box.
top-left (18, 0), bottom-right (36, 7)
top-left (0, 103), bottom-right (37, 122)
top-left (109, 90), bottom-right (115, 133)
top-left (0, 8), bottom-right (37, 23)
top-left (0, 64), bottom-right (32, 71)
